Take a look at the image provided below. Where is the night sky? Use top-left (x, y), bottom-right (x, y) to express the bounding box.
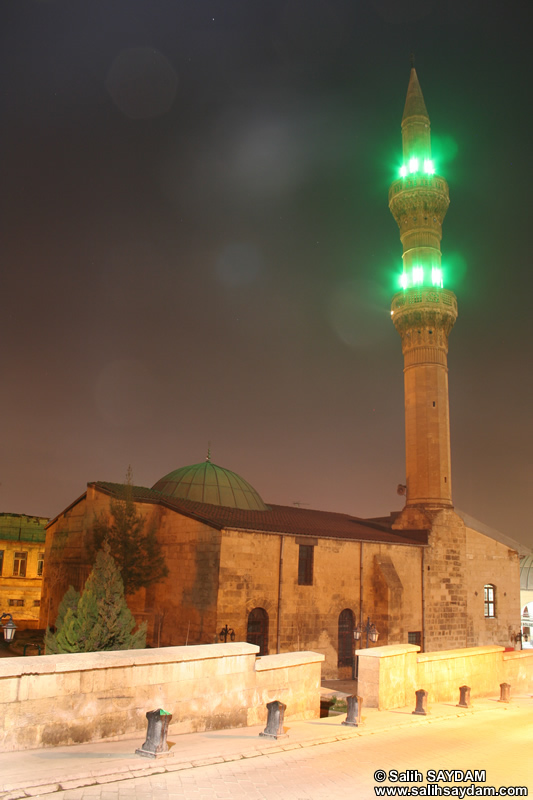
top-left (2, 1), bottom-right (532, 549)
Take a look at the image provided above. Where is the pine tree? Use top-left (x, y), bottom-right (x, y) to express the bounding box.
top-left (47, 546), bottom-right (146, 653)
top-left (44, 585), bottom-right (80, 654)
top-left (89, 468), bottom-right (168, 596)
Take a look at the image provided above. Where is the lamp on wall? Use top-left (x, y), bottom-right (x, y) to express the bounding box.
top-left (1, 613), bottom-right (17, 643)
top-left (354, 617), bottom-right (379, 649)
top-left (219, 624), bottom-right (235, 643)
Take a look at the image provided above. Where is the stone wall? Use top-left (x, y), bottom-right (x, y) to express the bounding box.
top-left (357, 643), bottom-right (533, 710)
top-left (0, 643), bottom-right (323, 752)
top-left (216, 532), bottom-right (424, 679)
top-left (464, 525), bottom-right (521, 647)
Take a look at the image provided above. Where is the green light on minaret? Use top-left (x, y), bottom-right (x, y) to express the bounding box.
top-left (398, 265), bottom-right (445, 290)
top-left (432, 267), bottom-right (443, 288)
top-left (398, 158), bottom-right (435, 179)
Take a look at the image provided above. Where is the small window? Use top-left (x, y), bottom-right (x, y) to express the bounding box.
top-left (37, 553), bottom-right (45, 577)
top-left (33, 599), bottom-right (41, 607)
top-left (8, 599), bottom-right (24, 607)
top-left (298, 544), bottom-right (314, 586)
top-left (0, 550), bottom-right (4, 576)
top-left (408, 631), bottom-right (422, 646)
top-left (484, 584), bottom-right (496, 618)
top-left (13, 552), bottom-right (28, 577)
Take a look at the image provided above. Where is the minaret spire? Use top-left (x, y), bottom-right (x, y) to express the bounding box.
top-left (389, 69), bottom-right (458, 519)
top-left (401, 68), bottom-right (431, 162)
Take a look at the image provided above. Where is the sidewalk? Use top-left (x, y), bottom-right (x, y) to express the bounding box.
top-left (1, 693), bottom-right (531, 799)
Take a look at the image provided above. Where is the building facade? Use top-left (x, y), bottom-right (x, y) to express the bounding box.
top-left (39, 69), bottom-right (525, 676)
top-left (0, 513), bottom-right (48, 629)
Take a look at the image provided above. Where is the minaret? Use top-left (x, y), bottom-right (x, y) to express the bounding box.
top-left (389, 67), bottom-right (458, 519)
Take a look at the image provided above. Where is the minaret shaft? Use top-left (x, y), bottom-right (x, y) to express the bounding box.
top-left (390, 69), bottom-right (458, 510)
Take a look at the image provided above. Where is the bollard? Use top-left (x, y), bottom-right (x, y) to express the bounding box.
top-left (342, 694), bottom-right (363, 727)
top-left (499, 683), bottom-right (511, 703)
top-left (457, 685), bottom-right (471, 708)
top-left (259, 700), bottom-right (288, 739)
top-left (412, 689), bottom-right (428, 716)
top-left (135, 708), bottom-right (173, 758)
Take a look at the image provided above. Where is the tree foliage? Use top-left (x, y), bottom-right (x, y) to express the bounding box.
top-left (44, 585), bottom-right (80, 654)
top-left (89, 468), bottom-right (168, 596)
top-left (45, 545), bottom-right (146, 654)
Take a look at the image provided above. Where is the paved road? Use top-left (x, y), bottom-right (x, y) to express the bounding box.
top-left (52, 704), bottom-right (532, 800)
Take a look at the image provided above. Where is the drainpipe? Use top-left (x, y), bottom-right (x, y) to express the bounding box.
top-left (421, 547), bottom-right (425, 652)
top-left (359, 542), bottom-right (364, 627)
top-left (277, 535), bottom-right (284, 654)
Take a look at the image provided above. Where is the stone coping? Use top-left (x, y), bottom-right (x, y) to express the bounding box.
top-left (356, 644), bottom-right (420, 659)
top-left (416, 645), bottom-right (505, 663)
top-left (255, 651), bottom-right (324, 671)
top-left (502, 649), bottom-right (533, 661)
top-left (0, 642), bottom-right (260, 678)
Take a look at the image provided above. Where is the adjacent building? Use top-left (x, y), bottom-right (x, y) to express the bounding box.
top-left (0, 513), bottom-right (48, 629)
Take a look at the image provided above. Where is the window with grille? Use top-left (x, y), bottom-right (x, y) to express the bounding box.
top-left (298, 544), bottom-right (314, 585)
top-left (13, 552), bottom-right (28, 577)
top-left (484, 584), bottom-right (495, 618)
top-left (408, 631), bottom-right (422, 646)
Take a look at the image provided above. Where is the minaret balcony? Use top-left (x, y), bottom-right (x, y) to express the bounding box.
top-left (391, 286), bottom-right (457, 316)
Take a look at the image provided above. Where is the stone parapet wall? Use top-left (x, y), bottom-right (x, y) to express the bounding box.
top-left (0, 643), bottom-right (324, 752)
top-left (358, 644), bottom-right (533, 710)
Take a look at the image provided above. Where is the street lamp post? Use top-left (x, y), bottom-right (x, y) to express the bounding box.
top-left (354, 616), bottom-right (379, 649)
top-left (1, 613), bottom-right (17, 643)
top-left (219, 624), bottom-right (235, 643)
top-left (352, 616), bottom-right (379, 683)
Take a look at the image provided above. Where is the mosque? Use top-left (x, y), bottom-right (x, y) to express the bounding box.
top-left (39, 69), bottom-right (526, 678)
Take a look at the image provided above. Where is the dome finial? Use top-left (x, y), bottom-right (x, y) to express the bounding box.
top-left (206, 443), bottom-right (211, 463)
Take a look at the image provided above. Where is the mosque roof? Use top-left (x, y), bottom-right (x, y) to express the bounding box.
top-left (91, 481), bottom-right (427, 547)
top-left (151, 460), bottom-right (268, 511)
top-left (520, 555), bottom-right (533, 591)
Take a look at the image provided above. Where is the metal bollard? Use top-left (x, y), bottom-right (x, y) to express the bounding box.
top-left (136, 708), bottom-right (173, 758)
top-left (412, 689), bottom-right (429, 716)
top-left (259, 700), bottom-right (288, 739)
top-left (499, 683), bottom-right (511, 703)
top-left (457, 685), bottom-right (471, 708)
top-left (342, 694), bottom-right (363, 727)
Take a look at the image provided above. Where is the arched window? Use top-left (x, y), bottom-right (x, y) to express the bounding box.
top-left (338, 609), bottom-right (355, 667)
top-left (484, 584), bottom-right (496, 618)
top-left (247, 607), bottom-right (269, 656)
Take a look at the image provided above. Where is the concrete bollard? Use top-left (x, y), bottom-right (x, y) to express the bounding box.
top-left (135, 709), bottom-right (173, 758)
top-left (457, 685), bottom-right (471, 708)
top-left (412, 689), bottom-right (429, 716)
top-left (259, 700), bottom-right (288, 739)
top-left (499, 683), bottom-right (511, 703)
top-left (342, 695), bottom-right (363, 727)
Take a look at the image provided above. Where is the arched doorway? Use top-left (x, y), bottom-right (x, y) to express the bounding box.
top-left (247, 607), bottom-right (269, 656)
top-left (338, 608), bottom-right (355, 671)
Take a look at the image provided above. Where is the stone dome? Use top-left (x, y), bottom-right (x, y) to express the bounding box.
top-left (520, 555), bottom-right (533, 591)
top-left (152, 459), bottom-right (268, 511)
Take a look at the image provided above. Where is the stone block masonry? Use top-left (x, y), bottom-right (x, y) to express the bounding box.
top-left (0, 642), bottom-right (324, 752)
